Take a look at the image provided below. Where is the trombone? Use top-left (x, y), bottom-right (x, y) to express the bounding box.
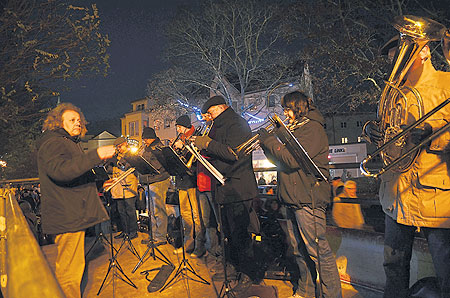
top-left (234, 115), bottom-right (306, 156)
top-left (360, 97), bottom-right (450, 178)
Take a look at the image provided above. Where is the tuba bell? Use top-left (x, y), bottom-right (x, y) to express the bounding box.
top-left (361, 15), bottom-right (449, 177)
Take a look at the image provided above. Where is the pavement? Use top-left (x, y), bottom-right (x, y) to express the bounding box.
top-left (41, 232), bottom-right (384, 298)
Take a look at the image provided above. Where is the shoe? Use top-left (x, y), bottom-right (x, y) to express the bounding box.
top-left (211, 263), bottom-right (237, 281)
top-left (190, 247), bottom-right (206, 258)
top-left (141, 238), bottom-right (167, 246)
top-left (233, 273), bottom-right (253, 293)
top-left (114, 232), bottom-right (125, 239)
top-left (128, 233), bottom-right (138, 240)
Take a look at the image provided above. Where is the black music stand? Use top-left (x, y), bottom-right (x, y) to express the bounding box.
top-left (127, 150), bottom-right (174, 273)
top-left (97, 156), bottom-right (158, 295)
top-left (159, 146), bottom-right (191, 176)
top-left (85, 166), bottom-right (118, 259)
top-left (97, 192), bottom-right (137, 296)
top-left (153, 147), bottom-right (210, 292)
top-left (271, 114), bottom-right (328, 298)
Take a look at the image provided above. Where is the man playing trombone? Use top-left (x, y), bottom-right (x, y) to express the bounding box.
top-left (258, 91), bottom-right (341, 298)
top-left (140, 127), bottom-right (171, 246)
top-left (193, 95), bottom-right (259, 284)
top-left (104, 136), bottom-right (139, 240)
top-left (172, 115), bottom-right (205, 256)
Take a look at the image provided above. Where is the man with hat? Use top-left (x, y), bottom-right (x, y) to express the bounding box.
top-left (105, 136), bottom-right (139, 240)
top-left (172, 115), bottom-right (205, 256)
top-left (193, 95), bottom-right (259, 282)
top-left (140, 127), bottom-right (171, 245)
top-left (365, 34), bottom-right (450, 297)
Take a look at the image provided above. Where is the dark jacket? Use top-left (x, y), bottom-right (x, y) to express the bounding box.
top-left (206, 107), bottom-right (258, 203)
top-left (260, 107), bottom-right (331, 208)
top-left (139, 138), bottom-right (170, 184)
top-left (36, 128), bottom-right (109, 234)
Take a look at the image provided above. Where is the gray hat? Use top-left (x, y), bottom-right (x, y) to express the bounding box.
top-left (176, 115), bottom-right (191, 128)
top-left (142, 127), bottom-right (156, 139)
top-left (202, 95), bottom-right (226, 113)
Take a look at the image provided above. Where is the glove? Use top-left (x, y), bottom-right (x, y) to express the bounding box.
top-left (194, 135), bottom-right (212, 150)
top-left (363, 121), bottom-right (383, 144)
top-left (257, 128), bottom-right (271, 144)
top-left (401, 123), bottom-right (432, 145)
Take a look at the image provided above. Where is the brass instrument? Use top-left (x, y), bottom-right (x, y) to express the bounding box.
top-left (104, 137), bottom-right (140, 192)
top-left (360, 15), bottom-right (450, 178)
top-left (234, 115), bottom-right (306, 156)
top-left (184, 141), bottom-right (226, 185)
top-left (171, 122), bottom-right (213, 170)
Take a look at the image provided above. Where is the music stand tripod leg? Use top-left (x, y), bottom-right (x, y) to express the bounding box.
top-left (97, 195), bottom-right (138, 296)
top-left (217, 203), bottom-right (237, 298)
top-left (132, 183), bottom-right (173, 273)
top-left (160, 210), bottom-right (210, 293)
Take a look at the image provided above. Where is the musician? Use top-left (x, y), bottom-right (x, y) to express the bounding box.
top-left (194, 95), bottom-right (259, 282)
top-left (172, 114), bottom-right (205, 255)
top-left (366, 43), bottom-right (450, 297)
top-left (258, 91), bottom-right (341, 298)
top-left (106, 136), bottom-right (138, 240)
top-left (140, 127), bottom-right (171, 245)
top-left (36, 103), bottom-right (115, 298)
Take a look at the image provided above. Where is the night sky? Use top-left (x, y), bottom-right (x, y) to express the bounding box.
top-left (60, 0), bottom-right (188, 123)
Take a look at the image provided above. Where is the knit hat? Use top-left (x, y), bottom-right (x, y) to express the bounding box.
top-left (142, 127), bottom-right (156, 139)
top-left (114, 136), bottom-right (126, 146)
top-left (176, 115), bottom-right (191, 128)
top-left (201, 95), bottom-right (226, 113)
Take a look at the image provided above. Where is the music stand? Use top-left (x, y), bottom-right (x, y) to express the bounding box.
top-left (153, 146), bottom-right (210, 292)
top-left (97, 192), bottom-right (137, 296)
top-left (97, 156), bottom-right (158, 295)
top-left (85, 166), bottom-right (118, 259)
top-left (128, 149), bottom-right (174, 273)
top-left (158, 146), bottom-right (190, 176)
top-left (271, 114), bottom-right (328, 298)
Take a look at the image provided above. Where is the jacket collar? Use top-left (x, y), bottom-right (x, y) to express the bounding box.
top-left (54, 128), bottom-right (81, 143)
top-left (213, 107), bottom-right (236, 127)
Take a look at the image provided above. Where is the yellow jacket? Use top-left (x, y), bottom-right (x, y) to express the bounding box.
top-left (110, 159), bottom-right (138, 199)
top-left (379, 59), bottom-right (450, 228)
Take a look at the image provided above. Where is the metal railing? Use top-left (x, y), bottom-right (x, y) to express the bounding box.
top-left (0, 186), bottom-right (64, 298)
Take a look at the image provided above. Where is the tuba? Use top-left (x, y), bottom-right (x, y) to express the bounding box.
top-left (361, 15), bottom-right (449, 177)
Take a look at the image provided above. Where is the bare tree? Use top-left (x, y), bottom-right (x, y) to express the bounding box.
top-left (148, 0), bottom-right (295, 112)
top-left (280, 0), bottom-right (449, 114)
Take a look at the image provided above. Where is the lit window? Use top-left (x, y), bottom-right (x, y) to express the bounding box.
top-left (341, 137), bottom-right (348, 144)
top-left (357, 136), bottom-right (362, 142)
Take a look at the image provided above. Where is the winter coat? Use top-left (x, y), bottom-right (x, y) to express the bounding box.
top-left (139, 138), bottom-right (170, 184)
top-left (260, 107), bottom-right (331, 209)
top-left (379, 59), bottom-right (450, 228)
top-left (206, 107), bottom-right (258, 203)
top-left (37, 128), bottom-right (109, 235)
